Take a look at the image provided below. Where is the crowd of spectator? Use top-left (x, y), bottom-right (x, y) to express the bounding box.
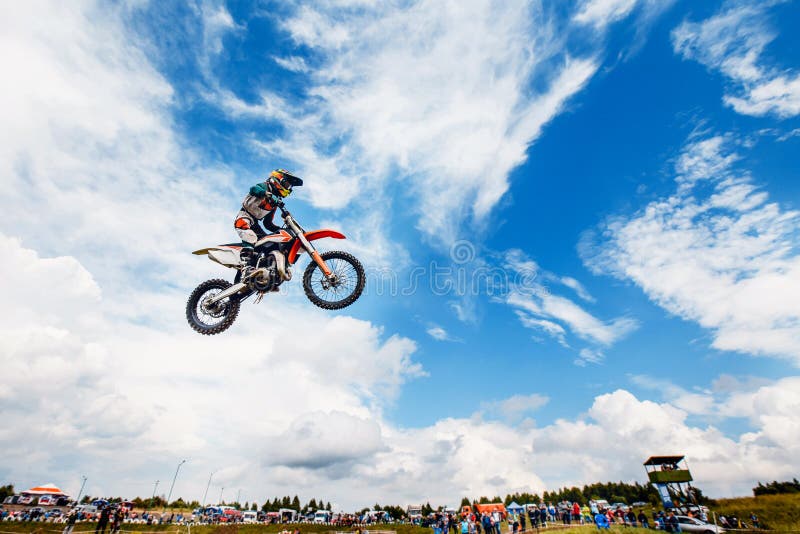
top-left (0, 499), bottom-right (759, 533)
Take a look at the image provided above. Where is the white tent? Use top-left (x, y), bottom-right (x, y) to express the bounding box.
top-left (23, 483), bottom-right (66, 495)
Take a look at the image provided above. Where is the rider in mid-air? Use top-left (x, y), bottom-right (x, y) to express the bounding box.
top-left (234, 168), bottom-right (303, 259)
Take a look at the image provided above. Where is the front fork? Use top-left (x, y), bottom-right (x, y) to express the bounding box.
top-left (285, 216), bottom-right (333, 277)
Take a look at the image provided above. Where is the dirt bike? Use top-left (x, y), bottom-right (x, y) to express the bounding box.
top-left (186, 199), bottom-right (365, 335)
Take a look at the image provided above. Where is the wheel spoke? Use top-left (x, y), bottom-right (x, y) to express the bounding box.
top-left (303, 252), bottom-right (364, 309)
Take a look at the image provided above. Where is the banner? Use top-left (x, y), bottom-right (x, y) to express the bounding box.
top-left (656, 484), bottom-right (674, 509)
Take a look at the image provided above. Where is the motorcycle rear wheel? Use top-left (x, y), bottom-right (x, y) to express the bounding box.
top-left (303, 250), bottom-right (365, 310)
top-left (186, 278), bottom-right (241, 335)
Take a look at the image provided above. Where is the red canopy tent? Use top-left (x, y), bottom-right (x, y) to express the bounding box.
top-left (23, 483), bottom-right (67, 495)
top-left (474, 503), bottom-right (507, 515)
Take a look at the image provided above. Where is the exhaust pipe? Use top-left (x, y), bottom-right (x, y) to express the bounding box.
top-left (271, 251), bottom-right (292, 281)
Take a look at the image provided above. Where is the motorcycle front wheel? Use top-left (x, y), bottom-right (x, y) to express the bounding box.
top-left (186, 278), bottom-right (241, 335)
top-left (303, 251), bottom-right (365, 310)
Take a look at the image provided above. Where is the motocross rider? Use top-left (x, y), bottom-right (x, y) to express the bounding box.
top-left (234, 168), bottom-right (303, 260)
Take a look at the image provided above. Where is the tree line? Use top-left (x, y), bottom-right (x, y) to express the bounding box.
top-left (259, 496), bottom-right (332, 513)
top-left (459, 481), bottom-right (663, 509)
top-left (2, 479), bottom-right (719, 514)
top-left (753, 479), bottom-right (800, 496)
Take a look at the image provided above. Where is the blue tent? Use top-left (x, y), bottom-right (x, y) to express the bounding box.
top-left (507, 502), bottom-right (524, 513)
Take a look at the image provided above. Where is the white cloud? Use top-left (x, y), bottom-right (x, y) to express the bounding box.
top-left (267, 411), bottom-right (386, 469)
top-left (528, 386), bottom-right (800, 496)
top-left (559, 276), bottom-right (596, 302)
top-left (574, 0), bottom-right (640, 28)
top-left (1, 230), bottom-right (795, 504)
top-left (573, 0), bottom-right (678, 44)
top-left (673, 1), bottom-right (800, 118)
top-left (504, 249), bottom-right (638, 356)
top-left (273, 55), bottom-right (310, 73)
top-left (582, 134), bottom-right (800, 362)
top-left (480, 393), bottom-right (550, 423)
top-left (227, 2), bottom-right (601, 242)
top-left (426, 325), bottom-right (450, 342)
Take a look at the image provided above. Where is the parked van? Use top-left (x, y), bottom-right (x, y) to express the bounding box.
top-left (243, 511), bottom-right (258, 523)
top-left (314, 510), bottom-right (332, 523)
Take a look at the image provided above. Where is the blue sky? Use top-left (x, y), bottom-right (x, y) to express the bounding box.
top-left (1, 0), bottom-right (799, 510)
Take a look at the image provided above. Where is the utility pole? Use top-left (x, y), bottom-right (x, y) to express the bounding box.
top-left (218, 487), bottom-right (224, 505)
top-left (164, 459), bottom-right (187, 513)
top-left (236, 490), bottom-right (241, 508)
top-left (75, 476), bottom-right (87, 505)
top-left (201, 471), bottom-right (216, 508)
top-left (148, 480), bottom-right (159, 510)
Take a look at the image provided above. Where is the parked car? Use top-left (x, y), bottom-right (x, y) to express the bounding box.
top-left (611, 502), bottom-right (629, 512)
top-left (242, 510), bottom-right (258, 523)
top-left (73, 504), bottom-right (99, 516)
top-left (589, 500), bottom-right (610, 514)
top-left (631, 501), bottom-right (648, 507)
top-left (675, 515), bottom-right (725, 533)
top-left (29, 507), bottom-right (46, 518)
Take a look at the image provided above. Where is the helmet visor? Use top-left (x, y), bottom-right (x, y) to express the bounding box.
top-left (270, 174), bottom-right (292, 197)
top-left (276, 184), bottom-right (291, 197)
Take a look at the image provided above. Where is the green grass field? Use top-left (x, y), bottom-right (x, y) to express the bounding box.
top-left (709, 492), bottom-right (800, 531)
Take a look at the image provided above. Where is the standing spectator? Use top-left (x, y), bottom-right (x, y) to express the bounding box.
top-left (95, 507), bottom-right (111, 534)
top-left (529, 507), bottom-right (538, 530)
top-left (492, 511), bottom-right (501, 534)
top-left (63, 510), bottom-right (78, 534)
top-left (666, 511), bottom-right (680, 533)
top-left (625, 509), bottom-right (637, 527)
top-left (638, 510), bottom-right (649, 529)
top-left (750, 512), bottom-right (759, 529)
top-left (572, 502), bottom-right (581, 525)
top-left (111, 508), bottom-right (122, 534)
top-left (519, 510), bottom-right (526, 532)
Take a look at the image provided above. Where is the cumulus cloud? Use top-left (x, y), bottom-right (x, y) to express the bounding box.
top-left (1, 225), bottom-right (795, 504)
top-left (530, 383), bottom-right (800, 496)
top-left (267, 411), bottom-right (386, 469)
top-left (673, 1), bottom-right (800, 118)
top-left (581, 134), bottom-right (800, 362)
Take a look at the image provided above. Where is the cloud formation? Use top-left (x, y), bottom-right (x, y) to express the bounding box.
top-left (673, 1), bottom-right (800, 118)
top-left (503, 249), bottom-right (638, 363)
top-left (582, 134), bottom-right (800, 362)
top-left (221, 1), bottom-right (601, 242)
